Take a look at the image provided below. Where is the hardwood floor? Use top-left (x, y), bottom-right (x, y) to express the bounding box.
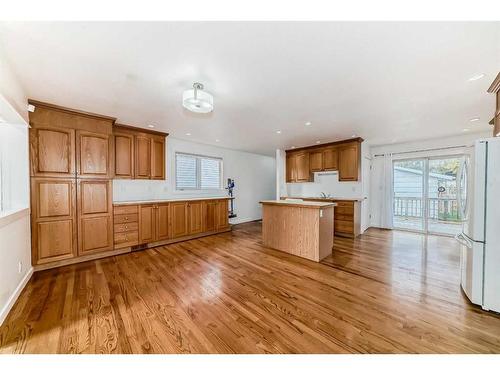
top-left (1, 222), bottom-right (500, 353)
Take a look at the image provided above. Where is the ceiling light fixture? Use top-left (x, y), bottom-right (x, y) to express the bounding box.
top-left (468, 73), bottom-right (485, 81)
top-left (315, 140), bottom-right (321, 144)
top-left (182, 82), bottom-right (214, 113)
top-left (469, 117), bottom-right (480, 122)
top-left (305, 122), bottom-right (312, 126)
top-left (148, 125), bottom-right (155, 128)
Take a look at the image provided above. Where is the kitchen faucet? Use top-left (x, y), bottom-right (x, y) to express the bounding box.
top-left (320, 192), bottom-right (331, 198)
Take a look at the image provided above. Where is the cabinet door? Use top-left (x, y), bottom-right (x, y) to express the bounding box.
top-left (76, 131), bottom-right (113, 178)
top-left (139, 205), bottom-right (156, 243)
top-left (295, 152), bottom-right (311, 182)
top-left (338, 143), bottom-right (360, 181)
top-left (286, 154), bottom-right (296, 182)
top-left (31, 178), bottom-right (77, 265)
top-left (30, 127), bottom-right (75, 177)
top-left (114, 133), bottom-right (134, 178)
top-left (170, 201), bottom-right (188, 238)
top-left (151, 137), bottom-right (165, 180)
top-left (322, 147), bottom-right (338, 171)
top-left (202, 200), bottom-right (217, 232)
top-left (77, 179), bottom-right (113, 255)
top-left (309, 150), bottom-right (323, 172)
top-left (216, 200), bottom-right (229, 230)
top-left (135, 135), bottom-right (151, 179)
top-left (188, 201), bottom-right (203, 234)
top-left (156, 203), bottom-right (170, 241)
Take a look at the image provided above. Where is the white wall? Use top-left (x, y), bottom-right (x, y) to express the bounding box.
top-left (369, 132), bottom-right (490, 228)
top-left (0, 44), bottom-right (31, 325)
top-left (113, 137), bottom-right (276, 224)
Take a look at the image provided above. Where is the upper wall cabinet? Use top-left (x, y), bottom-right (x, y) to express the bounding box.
top-left (114, 125), bottom-right (168, 180)
top-left (76, 130), bottom-right (113, 178)
top-left (488, 72), bottom-right (500, 137)
top-left (285, 137), bottom-right (362, 183)
top-left (29, 127), bottom-right (76, 177)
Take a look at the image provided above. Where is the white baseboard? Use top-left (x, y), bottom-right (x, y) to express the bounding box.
top-left (0, 267), bottom-right (33, 326)
top-left (229, 216), bottom-right (262, 225)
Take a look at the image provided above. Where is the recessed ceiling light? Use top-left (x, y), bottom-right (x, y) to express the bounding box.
top-left (462, 128), bottom-right (470, 132)
top-left (469, 117), bottom-right (480, 122)
top-left (351, 134), bottom-right (357, 138)
top-left (291, 146), bottom-right (296, 149)
top-left (276, 130), bottom-right (282, 134)
top-left (148, 125), bottom-right (155, 128)
top-left (468, 74), bottom-right (485, 81)
top-left (315, 140), bottom-right (321, 144)
top-left (215, 139), bottom-right (220, 142)
top-left (185, 132), bottom-right (191, 136)
top-left (305, 122), bottom-right (312, 126)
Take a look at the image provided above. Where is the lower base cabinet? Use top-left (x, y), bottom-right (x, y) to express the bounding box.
top-left (114, 198), bottom-right (231, 249)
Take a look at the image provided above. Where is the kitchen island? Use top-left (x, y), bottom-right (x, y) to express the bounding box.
top-left (260, 200), bottom-right (336, 262)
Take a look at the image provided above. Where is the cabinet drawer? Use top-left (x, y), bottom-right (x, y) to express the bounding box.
top-left (335, 219), bottom-right (354, 233)
top-left (336, 201), bottom-right (354, 208)
top-left (335, 206), bottom-right (354, 215)
top-left (114, 213), bottom-right (138, 224)
top-left (336, 214), bottom-right (353, 222)
top-left (114, 222), bottom-right (139, 233)
top-left (114, 231), bottom-right (139, 247)
top-left (114, 205), bottom-right (139, 215)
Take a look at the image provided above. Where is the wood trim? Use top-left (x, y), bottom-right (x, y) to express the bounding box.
top-left (33, 247), bottom-right (131, 272)
top-left (487, 72), bottom-right (500, 93)
top-left (28, 99), bottom-right (117, 122)
top-left (285, 137), bottom-right (363, 153)
top-left (114, 123), bottom-right (169, 137)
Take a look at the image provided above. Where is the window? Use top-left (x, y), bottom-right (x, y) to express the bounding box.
top-left (175, 152), bottom-right (223, 190)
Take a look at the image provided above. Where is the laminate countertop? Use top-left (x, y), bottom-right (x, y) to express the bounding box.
top-left (282, 196), bottom-right (366, 202)
top-left (113, 197), bottom-right (231, 206)
top-left (260, 200), bottom-right (336, 209)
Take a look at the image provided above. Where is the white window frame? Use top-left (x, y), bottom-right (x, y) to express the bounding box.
top-left (175, 152), bottom-right (224, 191)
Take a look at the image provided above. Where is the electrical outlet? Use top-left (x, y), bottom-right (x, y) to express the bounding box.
top-left (18, 261), bottom-right (23, 274)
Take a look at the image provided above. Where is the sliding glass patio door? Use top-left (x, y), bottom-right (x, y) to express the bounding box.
top-left (393, 155), bottom-right (464, 236)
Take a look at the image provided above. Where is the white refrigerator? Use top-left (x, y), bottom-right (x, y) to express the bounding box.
top-left (455, 137), bottom-right (500, 312)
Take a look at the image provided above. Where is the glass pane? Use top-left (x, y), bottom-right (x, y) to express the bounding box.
top-left (427, 157), bottom-right (462, 236)
top-left (176, 154), bottom-right (197, 190)
top-left (393, 159), bottom-right (425, 231)
top-left (200, 158), bottom-right (221, 189)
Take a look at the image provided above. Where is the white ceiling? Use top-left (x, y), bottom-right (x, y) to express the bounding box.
top-left (1, 22), bottom-right (499, 155)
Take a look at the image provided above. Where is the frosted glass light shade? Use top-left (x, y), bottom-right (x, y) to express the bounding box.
top-left (182, 88), bottom-right (214, 113)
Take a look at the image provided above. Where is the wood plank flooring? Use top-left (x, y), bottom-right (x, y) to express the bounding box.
top-left (1, 222), bottom-right (500, 353)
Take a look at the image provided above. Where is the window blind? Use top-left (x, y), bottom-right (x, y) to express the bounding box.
top-left (175, 152), bottom-right (222, 190)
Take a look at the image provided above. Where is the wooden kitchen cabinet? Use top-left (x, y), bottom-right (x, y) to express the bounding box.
top-left (76, 130), bottom-right (113, 179)
top-left (77, 179), bottom-right (113, 255)
top-left (338, 142), bottom-right (360, 181)
top-left (114, 132), bottom-right (134, 178)
top-left (114, 125), bottom-right (167, 180)
top-left (170, 201), bottom-right (189, 238)
top-left (30, 178), bottom-right (77, 265)
top-left (151, 136), bottom-right (165, 180)
top-left (309, 150), bottom-right (323, 172)
top-left (156, 203), bottom-right (170, 241)
top-left (135, 135), bottom-right (152, 179)
top-left (29, 127), bottom-right (76, 178)
top-left (139, 204), bottom-right (156, 243)
top-left (286, 151), bottom-right (311, 182)
top-left (488, 73), bottom-right (500, 137)
top-left (188, 201), bottom-right (203, 234)
top-left (322, 146), bottom-right (338, 171)
top-left (202, 200), bottom-right (218, 232)
top-left (216, 199), bottom-right (229, 229)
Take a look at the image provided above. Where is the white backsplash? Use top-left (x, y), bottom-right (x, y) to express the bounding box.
top-left (286, 172), bottom-right (363, 198)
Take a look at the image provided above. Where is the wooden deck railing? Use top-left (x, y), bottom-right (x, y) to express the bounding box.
top-left (393, 197), bottom-right (459, 221)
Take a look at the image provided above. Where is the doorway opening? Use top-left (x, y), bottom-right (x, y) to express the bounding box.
top-left (393, 156), bottom-right (465, 236)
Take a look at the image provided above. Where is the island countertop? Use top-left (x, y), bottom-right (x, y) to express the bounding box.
top-left (281, 196), bottom-right (366, 202)
top-left (260, 200), bottom-right (336, 209)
